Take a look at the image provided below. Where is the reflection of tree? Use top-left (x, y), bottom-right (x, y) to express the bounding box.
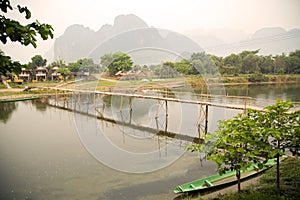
top-left (156, 88), bottom-right (176, 98)
top-left (103, 95), bottom-right (112, 108)
top-left (0, 102), bottom-right (17, 123)
top-left (32, 100), bottom-right (47, 112)
top-left (103, 95), bottom-right (155, 118)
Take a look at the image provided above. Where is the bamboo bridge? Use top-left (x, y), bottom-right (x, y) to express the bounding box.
top-left (2, 86), bottom-right (299, 145)
top-left (40, 87), bottom-right (285, 144)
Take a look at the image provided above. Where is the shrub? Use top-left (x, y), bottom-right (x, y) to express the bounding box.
top-left (248, 74), bottom-right (268, 82)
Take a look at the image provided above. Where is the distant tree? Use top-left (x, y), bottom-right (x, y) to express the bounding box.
top-left (160, 62), bottom-right (178, 78)
top-left (153, 65), bottom-right (161, 77)
top-left (189, 52), bottom-right (218, 75)
top-left (68, 62), bottom-right (80, 73)
top-left (189, 52), bottom-right (205, 75)
top-left (285, 50), bottom-right (300, 74)
top-left (223, 54), bottom-right (242, 75)
top-left (223, 54), bottom-right (242, 67)
top-left (239, 49), bottom-right (260, 59)
top-left (174, 59), bottom-right (192, 75)
top-left (209, 54), bottom-right (223, 73)
top-left (241, 54), bottom-right (261, 74)
top-left (49, 59), bottom-right (66, 68)
top-left (56, 67), bottom-right (70, 80)
top-left (259, 55), bottom-right (273, 74)
top-left (27, 55), bottom-right (47, 80)
top-left (273, 54), bottom-right (286, 74)
top-left (77, 58), bottom-right (97, 73)
top-left (100, 52), bottom-right (133, 76)
top-left (0, 0), bottom-right (53, 76)
top-left (28, 55), bottom-right (47, 70)
top-left (132, 64), bottom-right (141, 72)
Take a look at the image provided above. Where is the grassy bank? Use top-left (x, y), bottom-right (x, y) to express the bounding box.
top-left (223, 74), bottom-right (300, 84)
top-left (195, 157), bottom-right (300, 200)
top-left (1, 74), bottom-right (300, 97)
top-left (186, 74), bottom-right (300, 87)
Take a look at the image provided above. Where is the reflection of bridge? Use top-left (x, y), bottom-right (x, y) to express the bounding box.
top-left (40, 87), bottom-right (299, 145)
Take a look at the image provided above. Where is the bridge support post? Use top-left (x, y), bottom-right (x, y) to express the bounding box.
top-left (155, 99), bottom-right (168, 132)
top-left (165, 100), bottom-right (168, 132)
top-left (244, 99), bottom-right (247, 114)
top-left (129, 97), bottom-right (132, 124)
top-left (197, 104), bottom-right (208, 142)
top-left (205, 104), bottom-right (208, 135)
top-left (55, 89), bottom-right (58, 106)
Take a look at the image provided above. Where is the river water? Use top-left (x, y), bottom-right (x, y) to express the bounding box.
top-left (0, 83), bottom-right (299, 200)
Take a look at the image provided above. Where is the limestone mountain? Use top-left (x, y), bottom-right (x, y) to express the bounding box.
top-left (53, 14), bottom-right (300, 63)
top-left (53, 14), bottom-right (202, 63)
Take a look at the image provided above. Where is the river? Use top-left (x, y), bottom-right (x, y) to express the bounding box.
top-left (0, 83), bottom-right (299, 200)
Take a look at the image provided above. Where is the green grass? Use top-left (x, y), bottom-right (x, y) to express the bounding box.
top-left (177, 157), bottom-right (300, 200)
top-left (3, 81), bottom-right (61, 89)
top-left (0, 90), bottom-right (58, 97)
top-left (207, 157), bottom-right (300, 200)
top-left (95, 77), bottom-right (187, 91)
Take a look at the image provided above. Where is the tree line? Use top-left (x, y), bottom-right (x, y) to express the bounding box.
top-left (163, 49), bottom-right (300, 76)
top-left (5, 48), bottom-right (300, 81)
top-left (19, 55), bottom-right (100, 80)
top-left (99, 49), bottom-right (300, 78)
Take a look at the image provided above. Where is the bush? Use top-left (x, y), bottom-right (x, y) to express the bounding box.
top-left (248, 74), bottom-right (268, 82)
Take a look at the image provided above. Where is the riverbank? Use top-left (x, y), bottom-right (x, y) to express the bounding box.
top-left (177, 156), bottom-right (300, 200)
top-left (1, 74), bottom-right (300, 101)
top-left (207, 156), bottom-right (300, 200)
top-left (187, 74), bottom-right (300, 87)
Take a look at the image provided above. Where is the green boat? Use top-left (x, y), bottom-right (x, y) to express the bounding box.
top-left (173, 158), bottom-right (277, 194)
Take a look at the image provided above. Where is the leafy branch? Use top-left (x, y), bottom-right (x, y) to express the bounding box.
top-left (0, 0), bottom-right (54, 76)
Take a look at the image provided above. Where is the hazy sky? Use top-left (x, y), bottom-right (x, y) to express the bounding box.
top-left (1, 0), bottom-right (300, 63)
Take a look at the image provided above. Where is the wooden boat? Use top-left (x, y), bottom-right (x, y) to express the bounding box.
top-left (173, 158), bottom-right (277, 194)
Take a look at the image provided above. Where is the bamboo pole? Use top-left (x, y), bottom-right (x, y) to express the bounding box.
top-left (165, 100), bottom-right (168, 132)
top-left (205, 104), bottom-right (208, 135)
top-left (129, 97), bottom-right (132, 124)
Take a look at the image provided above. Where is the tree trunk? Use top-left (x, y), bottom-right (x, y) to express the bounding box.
top-left (276, 153), bottom-right (280, 189)
top-left (236, 170), bottom-right (241, 193)
top-left (1, 76), bottom-right (11, 89)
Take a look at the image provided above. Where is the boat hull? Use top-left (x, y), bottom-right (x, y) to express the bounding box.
top-left (173, 158), bottom-right (277, 194)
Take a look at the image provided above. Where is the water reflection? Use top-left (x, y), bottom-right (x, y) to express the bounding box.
top-left (223, 83), bottom-right (300, 101)
top-left (0, 101), bottom-right (215, 200)
top-left (32, 99), bottom-right (48, 112)
top-left (0, 81), bottom-right (298, 199)
top-left (0, 102), bottom-right (17, 124)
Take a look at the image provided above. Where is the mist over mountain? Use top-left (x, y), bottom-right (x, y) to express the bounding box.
top-left (190, 27), bottom-right (300, 56)
top-left (53, 14), bottom-right (202, 63)
top-left (185, 28), bottom-right (249, 47)
top-left (52, 14), bottom-right (300, 63)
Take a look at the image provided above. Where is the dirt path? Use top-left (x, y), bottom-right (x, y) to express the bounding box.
top-left (0, 88), bottom-right (23, 93)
